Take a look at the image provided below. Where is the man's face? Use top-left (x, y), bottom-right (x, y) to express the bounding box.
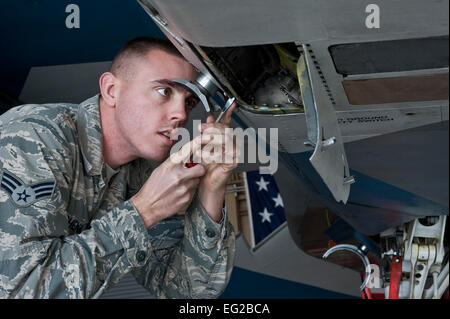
top-left (114, 49), bottom-right (198, 162)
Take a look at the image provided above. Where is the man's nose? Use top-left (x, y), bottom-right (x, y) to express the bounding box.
top-left (168, 96), bottom-right (188, 123)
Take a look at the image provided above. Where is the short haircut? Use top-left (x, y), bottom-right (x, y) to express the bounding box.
top-left (110, 37), bottom-right (184, 79)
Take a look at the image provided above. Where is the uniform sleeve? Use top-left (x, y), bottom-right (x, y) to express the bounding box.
top-left (131, 195), bottom-right (235, 298)
top-left (0, 120), bottom-right (150, 298)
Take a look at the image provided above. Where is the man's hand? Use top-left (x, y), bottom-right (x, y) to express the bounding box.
top-left (196, 103), bottom-right (240, 222)
top-left (131, 136), bottom-right (207, 229)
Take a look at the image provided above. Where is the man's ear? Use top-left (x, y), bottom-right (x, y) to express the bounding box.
top-left (99, 72), bottom-right (118, 107)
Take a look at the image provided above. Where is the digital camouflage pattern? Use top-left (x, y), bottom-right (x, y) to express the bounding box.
top-left (0, 95), bottom-right (235, 298)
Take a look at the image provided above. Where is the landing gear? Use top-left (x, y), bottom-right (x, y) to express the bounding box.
top-left (378, 216), bottom-right (447, 299)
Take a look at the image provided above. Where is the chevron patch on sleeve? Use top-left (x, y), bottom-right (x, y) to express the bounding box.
top-left (0, 169), bottom-right (55, 207)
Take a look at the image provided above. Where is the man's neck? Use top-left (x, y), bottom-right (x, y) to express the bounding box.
top-left (99, 96), bottom-right (137, 169)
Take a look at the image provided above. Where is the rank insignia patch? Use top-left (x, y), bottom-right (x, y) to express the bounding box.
top-left (0, 169), bottom-right (55, 207)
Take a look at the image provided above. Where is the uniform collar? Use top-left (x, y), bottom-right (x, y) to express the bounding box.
top-left (77, 94), bottom-right (104, 176)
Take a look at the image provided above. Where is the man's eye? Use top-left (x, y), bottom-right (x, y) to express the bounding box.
top-left (186, 98), bottom-right (199, 110)
top-left (157, 87), bottom-right (171, 97)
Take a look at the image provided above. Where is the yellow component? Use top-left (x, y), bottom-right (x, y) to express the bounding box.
top-left (202, 44), bottom-right (305, 115)
top-left (231, 46), bottom-right (304, 114)
top-left (273, 44), bottom-right (299, 77)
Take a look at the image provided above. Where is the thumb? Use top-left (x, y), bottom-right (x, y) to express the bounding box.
top-left (220, 102), bottom-right (237, 126)
top-left (168, 135), bottom-right (202, 166)
top-left (206, 115), bottom-right (215, 124)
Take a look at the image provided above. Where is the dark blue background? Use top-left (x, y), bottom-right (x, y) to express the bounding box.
top-left (0, 0), bottom-right (164, 98)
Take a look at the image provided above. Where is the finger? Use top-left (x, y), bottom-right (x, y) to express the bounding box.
top-left (199, 121), bottom-right (226, 133)
top-left (219, 136), bottom-right (239, 165)
top-left (200, 126), bottom-right (224, 141)
top-left (222, 161), bottom-right (239, 171)
top-left (198, 116), bottom-right (216, 133)
top-left (235, 135), bottom-right (244, 163)
top-left (169, 135), bottom-right (203, 165)
top-left (201, 130), bottom-right (234, 151)
top-left (195, 148), bottom-right (225, 165)
top-left (182, 162), bottom-right (206, 178)
top-left (201, 131), bottom-right (224, 144)
top-left (206, 115), bottom-right (215, 124)
top-left (219, 102), bottom-right (237, 126)
top-left (224, 138), bottom-right (238, 165)
top-left (202, 125), bottom-right (233, 137)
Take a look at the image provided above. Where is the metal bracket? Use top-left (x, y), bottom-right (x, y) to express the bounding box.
top-left (323, 244), bottom-right (372, 291)
top-left (173, 77), bottom-right (213, 113)
top-left (297, 44), bottom-right (353, 203)
top-left (173, 74), bottom-right (235, 121)
top-left (403, 215), bottom-right (447, 299)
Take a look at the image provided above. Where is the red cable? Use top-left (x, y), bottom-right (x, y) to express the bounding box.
top-left (389, 256), bottom-right (402, 299)
top-left (361, 272), bottom-right (373, 299)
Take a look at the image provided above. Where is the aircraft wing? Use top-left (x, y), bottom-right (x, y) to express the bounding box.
top-left (136, 0), bottom-right (449, 235)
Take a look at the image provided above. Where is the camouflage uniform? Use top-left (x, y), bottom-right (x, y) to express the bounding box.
top-left (0, 95), bottom-right (235, 299)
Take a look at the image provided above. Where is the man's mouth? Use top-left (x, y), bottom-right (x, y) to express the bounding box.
top-left (158, 129), bottom-right (177, 146)
top-left (160, 131), bottom-right (171, 139)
